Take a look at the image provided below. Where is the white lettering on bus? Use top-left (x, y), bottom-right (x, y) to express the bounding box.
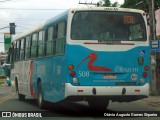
top-left (78, 71), bottom-right (90, 77)
top-left (114, 66), bottom-right (138, 73)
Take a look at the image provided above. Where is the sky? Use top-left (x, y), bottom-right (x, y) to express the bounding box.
top-left (0, 0), bottom-right (124, 52)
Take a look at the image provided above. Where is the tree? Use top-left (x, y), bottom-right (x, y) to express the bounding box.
top-left (99, 0), bottom-right (119, 7)
top-left (155, 0), bottom-right (160, 10)
top-left (112, 2), bottom-right (119, 7)
top-left (121, 0), bottom-right (160, 13)
top-left (99, 0), bottom-right (111, 7)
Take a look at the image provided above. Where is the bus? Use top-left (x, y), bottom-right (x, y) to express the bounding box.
top-left (8, 7), bottom-right (150, 110)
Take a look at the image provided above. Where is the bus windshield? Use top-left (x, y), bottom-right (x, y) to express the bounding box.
top-left (71, 11), bottom-right (147, 41)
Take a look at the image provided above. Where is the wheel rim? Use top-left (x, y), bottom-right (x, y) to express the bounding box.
top-left (38, 84), bottom-right (43, 107)
top-left (38, 91), bottom-right (42, 106)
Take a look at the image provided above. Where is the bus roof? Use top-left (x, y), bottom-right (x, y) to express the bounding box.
top-left (13, 10), bottom-right (69, 41)
top-left (70, 7), bottom-right (145, 14)
top-left (13, 23), bottom-right (44, 40)
top-left (44, 10), bottom-right (69, 28)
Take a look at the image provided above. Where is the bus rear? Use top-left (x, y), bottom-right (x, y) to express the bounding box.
top-left (65, 7), bottom-right (150, 109)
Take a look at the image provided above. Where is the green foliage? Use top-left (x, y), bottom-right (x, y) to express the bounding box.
top-left (103, 0), bottom-right (111, 6)
top-left (99, 0), bottom-right (119, 7)
top-left (112, 2), bottom-right (119, 7)
top-left (121, 0), bottom-right (160, 12)
top-left (155, 0), bottom-right (160, 10)
top-left (99, 0), bottom-right (111, 7)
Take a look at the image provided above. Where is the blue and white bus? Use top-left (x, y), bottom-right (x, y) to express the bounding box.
top-left (9, 7), bottom-right (150, 110)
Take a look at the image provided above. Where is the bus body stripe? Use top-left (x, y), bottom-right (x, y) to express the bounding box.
top-left (29, 60), bottom-right (36, 97)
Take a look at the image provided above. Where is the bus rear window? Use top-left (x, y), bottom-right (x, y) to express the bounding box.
top-left (71, 11), bottom-right (146, 41)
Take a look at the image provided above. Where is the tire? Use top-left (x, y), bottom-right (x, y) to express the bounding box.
top-left (37, 82), bottom-right (46, 109)
top-left (15, 79), bottom-right (25, 101)
top-left (15, 79), bottom-right (18, 93)
top-left (88, 99), bottom-right (109, 111)
top-left (18, 93), bottom-right (25, 101)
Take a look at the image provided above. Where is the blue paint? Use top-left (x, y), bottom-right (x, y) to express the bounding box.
top-left (66, 45), bottom-right (150, 86)
top-left (33, 45), bottom-right (150, 102)
top-left (27, 9), bottom-right (150, 103)
top-left (31, 44), bottom-right (150, 103)
top-left (44, 10), bottom-right (69, 28)
top-left (150, 40), bottom-right (160, 52)
top-left (32, 56), bottom-right (66, 103)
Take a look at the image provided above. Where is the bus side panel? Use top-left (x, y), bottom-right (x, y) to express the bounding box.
top-left (11, 61), bottom-right (33, 97)
top-left (32, 56), bottom-right (66, 103)
top-left (24, 61), bottom-right (32, 96)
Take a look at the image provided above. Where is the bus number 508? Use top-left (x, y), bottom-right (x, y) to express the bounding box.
top-left (78, 71), bottom-right (90, 77)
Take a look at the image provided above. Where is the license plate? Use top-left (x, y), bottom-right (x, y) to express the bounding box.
top-left (104, 74), bottom-right (116, 79)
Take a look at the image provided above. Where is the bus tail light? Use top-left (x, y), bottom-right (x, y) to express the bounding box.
top-left (70, 71), bottom-right (76, 77)
top-left (78, 90), bottom-right (83, 92)
top-left (144, 66), bottom-right (149, 71)
top-left (68, 64), bottom-right (74, 71)
top-left (142, 72), bottom-right (148, 78)
top-left (135, 89), bottom-right (140, 92)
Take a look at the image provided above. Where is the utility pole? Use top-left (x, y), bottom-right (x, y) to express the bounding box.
top-left (148, 0), bottom-right (158, 95)
top-left (149, 0), bottom-right (156, 40)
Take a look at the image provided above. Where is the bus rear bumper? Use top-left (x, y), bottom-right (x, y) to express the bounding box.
top-left (65, 83), bottom-right (149, 102)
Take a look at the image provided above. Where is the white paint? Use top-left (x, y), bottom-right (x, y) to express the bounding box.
top-left (65, 83), bottom-right (149, 97)
top-left (11, 61), bottom-right (31, 96)
top-left (114, 66), bottom-right (139, 73)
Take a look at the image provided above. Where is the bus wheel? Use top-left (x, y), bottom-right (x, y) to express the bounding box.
top-left (18, 93), bottom-right (25, 101)
top-left (37, 82), bottom-right (45, 109)
top-left (16, 79), bottom-right (25, 101)
top-left (88, 99), bottom-right (109, 110)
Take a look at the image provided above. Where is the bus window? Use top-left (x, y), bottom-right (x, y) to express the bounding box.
top-left (31, 33), bottom-right (38, 58)
top-left (129, 24), bottom-right (144, 40)
top-left (71, 11), bottom-right (146, 41)
top-left (46, 26), bottom-right (54, 56)
top-left (20, 38), bottom-right (25, 60)
top-left (38, 31), bottom-right (44, 57)
top-left (25, 36), bottom-right (31, 60)
top-left (57, 22), bottom-right (66, 38)
top-left (53, 25), bottom-right (58, 55)
top-left (16, 40), bottom-right (21, 61)
top-left (56, 22), bottom-right (66, 55)
top-left (53, 25), bottom-right (58, 40)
